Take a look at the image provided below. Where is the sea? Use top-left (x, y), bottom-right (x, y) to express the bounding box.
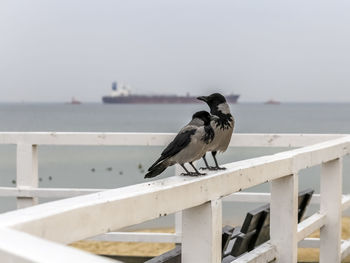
top-left (0, 102), bottom-right (350, 229)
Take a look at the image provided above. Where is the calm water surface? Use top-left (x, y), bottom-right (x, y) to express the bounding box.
top-left (0, 102), bottom-right (349, 227)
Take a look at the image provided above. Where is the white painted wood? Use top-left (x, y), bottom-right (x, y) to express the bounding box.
top-left (174, 212), bottom-right (182, 242)
top-left (258, 136), bottom-right (350, 173)
top-left (225, 192), bottom-right (321, 205)
top-left (229, 133), bottom-right (346, 148)
top-left (0, 187), bottom-right (103, 198)
top-left (91, 232), bottom-right (181, 243)
top-left (0, 137), bottom-right (348, 245)
top-left (0, 132), bottom-right (177, 146)
top-left (341, 239), bottom-right (350, 260)
top-left (0, 153), bottom-right (295, 244)
top-left (232, 242), bottom-right (276, 263)
top-left (0, 187), bottom-right (326, 205)
top-left (270, 174), bottom-right (298, 263)
top-left (320, 158), bottom-right (343, 263)
top-left (182, 200), bottom-right (222, 263)
top-left (0, 133), bottom-right (349, 261)
top-left (0, 132), bottom-right (345, 147)
top-left (174, 164), bottom-right (183, 242)
top-left (298, 238), bottom-right (320, 248)
top-left (292, 136), bottom-right (349, 171)
top-left (0, 186), bottom-right (328, 207)
top-left (16, 144), bottom-right (38, 209)
top-left (297, 213), bottom-right (326, 242)
top-left (0, 228), bottom-right (118, 263)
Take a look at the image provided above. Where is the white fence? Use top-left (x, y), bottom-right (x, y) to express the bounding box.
top-left (0, 132), bottom-right (349, 262)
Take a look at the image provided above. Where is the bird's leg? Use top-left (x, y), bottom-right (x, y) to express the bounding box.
top-left (189, 162), bottom-right (206, 176)
top-left (200, 154), bottom-right (217, 170)
top-left (212, 151), bottom-right (226, 170)
top-left (180, 164), bottom-right (193, 176)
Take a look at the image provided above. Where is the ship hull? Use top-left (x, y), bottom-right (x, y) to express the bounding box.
top-left (102, 95), bottom-right (240, 104)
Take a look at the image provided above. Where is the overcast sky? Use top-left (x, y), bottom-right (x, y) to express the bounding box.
top-left (1, 0), bottom-right (350, 102)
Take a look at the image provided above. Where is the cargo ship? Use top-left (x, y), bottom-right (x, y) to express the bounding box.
top-left (102, 82), bottom-right (240, 104)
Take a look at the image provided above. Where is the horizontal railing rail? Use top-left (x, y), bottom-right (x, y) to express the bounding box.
top-left (0, 133), bottom-right (349, 262)
top-left (0, 131), bottom-right (346, 146)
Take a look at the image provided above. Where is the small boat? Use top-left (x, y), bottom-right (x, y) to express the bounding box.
top-left (264, 99), bottom-right (280, 105)
top-left (67, 97), bottom-right (81, 105)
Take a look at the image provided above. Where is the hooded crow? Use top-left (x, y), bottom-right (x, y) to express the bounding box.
top-left (197, 93), bottom-right (234, 170)
top-left (144, 111), bottom-right (215, 178)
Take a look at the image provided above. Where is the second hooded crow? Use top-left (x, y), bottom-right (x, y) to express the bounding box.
top-left (197, 93), bottom-right (235, 170)
top-left (144, 111), bottom-right (214, 178)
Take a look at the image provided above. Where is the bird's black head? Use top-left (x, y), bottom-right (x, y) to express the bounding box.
top-left (197, 93), bottom-right (227, 112)
top-left (192, 110), bottom-right (212, 126)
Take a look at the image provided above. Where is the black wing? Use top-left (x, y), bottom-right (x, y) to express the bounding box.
top-left (161, 128), bottom-right (196, 158)
top-left (148, 128), bottom-right (196, 171)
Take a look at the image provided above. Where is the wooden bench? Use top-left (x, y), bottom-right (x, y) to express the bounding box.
top-left (222, 188), bottom-right (314, 261)
top-left (146, 188), bottom-right (314, 263)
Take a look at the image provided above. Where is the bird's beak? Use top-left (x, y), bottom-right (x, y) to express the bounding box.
top-left (197, 96), bottom-right (208, 102)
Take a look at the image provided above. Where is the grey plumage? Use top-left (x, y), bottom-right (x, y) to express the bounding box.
top-left (197, 93), bottom-right (235, 170)
top-left (145, 111), bottom-right (214, 178)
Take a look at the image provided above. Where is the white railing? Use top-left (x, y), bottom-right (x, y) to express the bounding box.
top-left (0, 132), bottom-right (345, 245)
top-left (0, 132), bottom-right (349, 262)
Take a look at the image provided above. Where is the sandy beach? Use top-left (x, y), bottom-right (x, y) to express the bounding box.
top-left (71, 228), bottom-right (175, 258)
top-left (298, 217), bottom-right (350, 262)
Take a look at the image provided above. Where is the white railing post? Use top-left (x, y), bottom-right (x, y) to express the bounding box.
top-left (320, 158), bottom-right (342, 263)
top-left (270, 173), bottom-right (298, 263)
top-left (16, 144), bottom-right (38, 208)
top-left (174, 164), bottom-right (182, 242)
top-left (182, 199), bottom-right (222, 263)
top-left (174, 212), bottom-right (182, 242)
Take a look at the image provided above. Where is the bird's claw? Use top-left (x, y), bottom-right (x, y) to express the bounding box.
top-left (200, 166), bottom-right (226, 171)
top-left (181, 172), bottom-right (206, 176)
top-left (192, 171), bottom-right (206, 176)
top-left (200, 166), bottom-right (217, 171)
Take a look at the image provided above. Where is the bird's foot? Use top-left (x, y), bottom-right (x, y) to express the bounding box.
top-left (200, 166), bottom-right (217, 171)
top-left (181, 172), bottom-right (206, 176)
top-left (194, 172), bottom-right (206, 176)
top-left (215, 166), bottom-right (226, 170)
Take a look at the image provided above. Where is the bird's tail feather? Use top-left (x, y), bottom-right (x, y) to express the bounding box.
top-left (148, 156), bottom-right (165, 171)
top-left (144, 161), bottom-right (168, 178)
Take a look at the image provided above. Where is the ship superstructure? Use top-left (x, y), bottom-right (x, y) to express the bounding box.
top-left (110, 82), bottom-right (131, 97)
